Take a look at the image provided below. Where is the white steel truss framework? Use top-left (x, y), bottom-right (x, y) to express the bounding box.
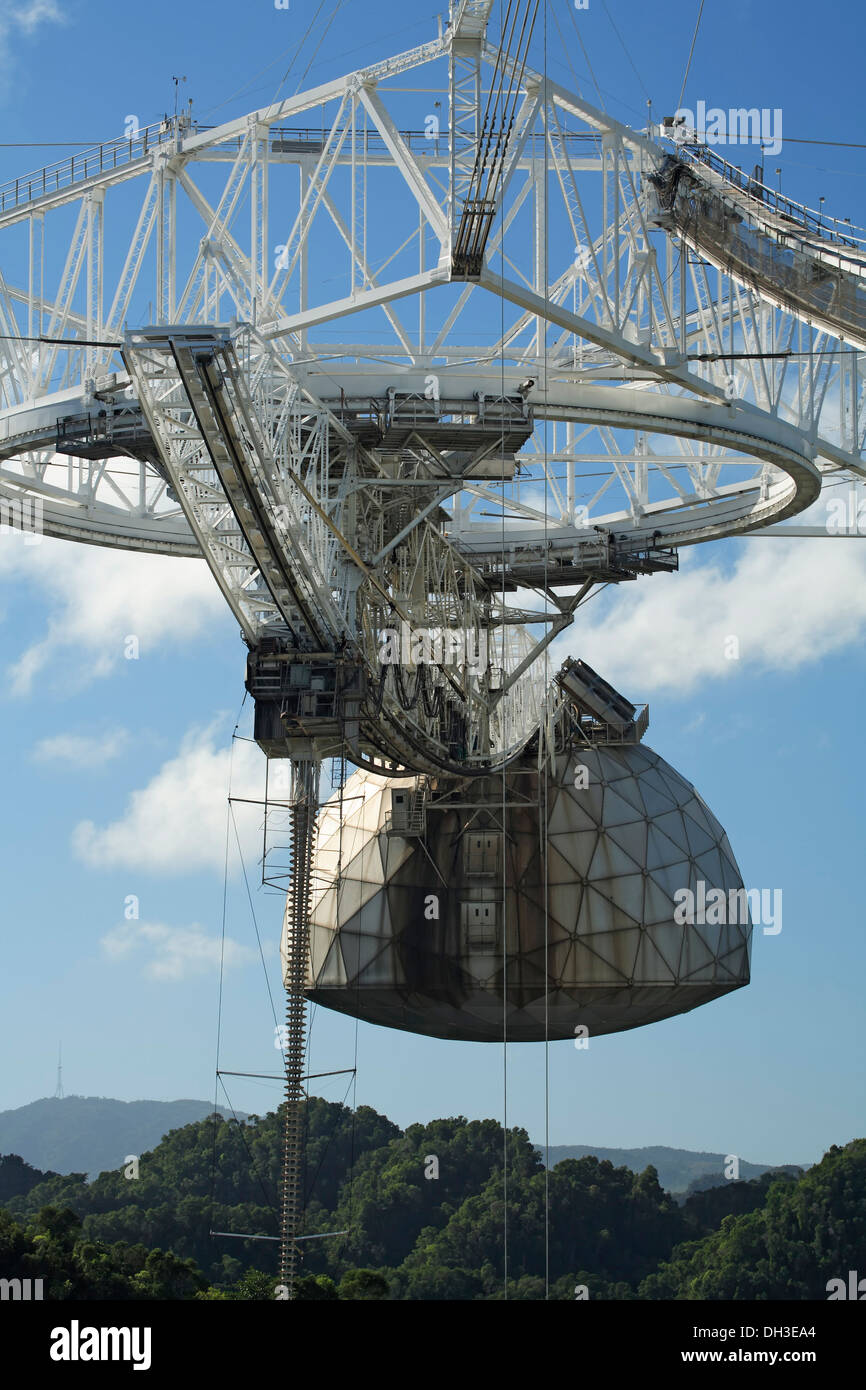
top-left (0, 1), bottom-right (860, 772)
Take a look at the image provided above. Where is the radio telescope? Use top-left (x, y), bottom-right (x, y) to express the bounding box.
top-left (0, 1), bottom-right (863, 1293)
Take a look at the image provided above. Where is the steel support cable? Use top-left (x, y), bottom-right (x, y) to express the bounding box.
top-left (600, 0), bottom-right (651, 105)
top-left (475, 3), bottom-right (523, 184)
top-left (563, 0), bottom-right (606, 115)
top-left (461, 0), bottom-right (522, 212)
top-left (495, 0), bottom-right (510, 1299)
top-left (541, 0), bottom-right (551, 1300)
top-left (231, 803), bottom-right (282, 1043)
top-left (551, 5), bottom-right (605, 176)
top-left (305, 749), bottom-right (358, 1263)
top-left (269, 0), bottom-right (330, 109)
top-left (210, 719), bottom-right (236, 1247)
top-left (469, 0), bottom-right (541, 263)
top-left (293, 0), bottom-right (346, 96)
top-left (198, 40), bottom-right (310, 122)
top-left (296, 1067), bottom-right (357, 1256)
top-left (211, 717), bottom-right (281, 1240)
top-left (463, 0), bottom-right (542, 269)
top-left (341, 740), bottom-right (363, 1266)
top-left (478, 0), bottom-right (540, 205)
top-left (454, 0), bottom-right (525, 266)
top-left (461, 2), bottom-right (526, 230)
top-left (677, 0), bottom-right (706, 114)
top-left (217, 1073), bottom-right (280, 1217)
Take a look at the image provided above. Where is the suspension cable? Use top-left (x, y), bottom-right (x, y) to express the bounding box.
top-left (676, 0), bottom-right (706, 114)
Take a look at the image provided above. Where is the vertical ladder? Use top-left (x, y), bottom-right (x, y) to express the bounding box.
top-left (278, 758), bottom-right (319, 1297)
top-left (407, 776), bottom-right (430, 834)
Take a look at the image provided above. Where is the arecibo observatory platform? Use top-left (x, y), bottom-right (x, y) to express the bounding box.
top-left (0, 0), bottom-right (864, 1295)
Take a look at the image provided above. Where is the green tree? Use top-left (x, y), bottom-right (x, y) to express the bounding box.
top-left (640, 1140), bottom-right (866, 1300)
top-left (339, 1268), bottom-right (391, 1300)
top-left (296, 1273), bottom-right (339, 1300)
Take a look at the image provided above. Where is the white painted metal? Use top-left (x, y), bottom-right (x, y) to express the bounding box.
top-left (0, 7), bottom-right (859, 612)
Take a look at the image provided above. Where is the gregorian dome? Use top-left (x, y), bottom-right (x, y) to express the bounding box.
top-left (283, 661), bottom-right (752, 1042)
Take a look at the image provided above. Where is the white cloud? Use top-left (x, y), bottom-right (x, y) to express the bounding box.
top-left (101, 920), bottom-right (255, 982)
top-left (11, 1), bottom-right (62, 32)
top-left (0, 534), bottom-right (229, 694)
top-left (0, 0), bottom-right (63, 34)
top-left (0, 1), bottom-right (64, 69)
top-left (72, 724), bottom-right (266, 875)
top-left (556, 538), bottom-right (866, 696)
top-left (33, 729), bottom-right (129, 767)
top-left (0, 2), bottom-right (65, 95)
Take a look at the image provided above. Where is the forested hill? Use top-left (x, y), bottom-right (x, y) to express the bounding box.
top-left (0, 1099), bottom-right (861, 1300)
top-left (1, 1094), bottom-right (799, 1193)
top-left (542, 1145), bottom-right (804, 1194)
top-left (0, 1096), bottom-right (241, 1178)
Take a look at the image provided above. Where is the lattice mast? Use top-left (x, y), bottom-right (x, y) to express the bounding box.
top-left (278, 759), bottom-right (319, 1295)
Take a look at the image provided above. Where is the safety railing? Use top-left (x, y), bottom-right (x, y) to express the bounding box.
top-left (0, 120), bottom-right (182, 214)
top-left (671, 140), bottom-right (866, 252)
top-left (0, 123), bottom-right (602, 215)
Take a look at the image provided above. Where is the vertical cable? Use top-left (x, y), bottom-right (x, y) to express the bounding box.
top-left (210, 723), bottom-right (237, 1247)
top-left (344, 741), bottom-right (362, 1256)
top-left (497, 0), bottom-right (509, 1302)
top-left (541, 0), bottom-right (550, 1301)
top-left (677, 0), bottom-right (706, 115)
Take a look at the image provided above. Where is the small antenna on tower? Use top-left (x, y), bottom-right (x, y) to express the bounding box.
top-left (172, 75), bottom-right (187, 127)
top-left (54, 1043), bottom-right (64, 1100)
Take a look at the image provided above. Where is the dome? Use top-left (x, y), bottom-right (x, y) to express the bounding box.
top-left (284, 739), bottom-right (752, 1042)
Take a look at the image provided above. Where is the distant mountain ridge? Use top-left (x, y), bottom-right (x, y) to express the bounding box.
top-left (0, 1097), bottom-right (803, 1194)
top-left (0, 1096), bottom-right (243, 1179)
top-left (541, 1143), bottom-right (805, 1194)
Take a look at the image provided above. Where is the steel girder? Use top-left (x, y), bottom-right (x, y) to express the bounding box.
top-left (0, 6), bottom-right (860, 566)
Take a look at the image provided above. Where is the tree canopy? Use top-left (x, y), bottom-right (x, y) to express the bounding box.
top-left (0, 1101), bottom-right (858, 1301)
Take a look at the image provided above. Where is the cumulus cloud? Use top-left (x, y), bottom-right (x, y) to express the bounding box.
top-left (101, 920), bottom-right (255, 982)
top-left (72, 724), bottom-right (266, 875)
top-left (0, 534), bottom-right (229, 694)
top-left (557, 538), bottom-right (866, 695)
top-left (33, 729), bottom-right (129, 767)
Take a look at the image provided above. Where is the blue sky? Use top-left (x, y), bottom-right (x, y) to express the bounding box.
top-left (0, 0), bottom-right (864, 1174)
